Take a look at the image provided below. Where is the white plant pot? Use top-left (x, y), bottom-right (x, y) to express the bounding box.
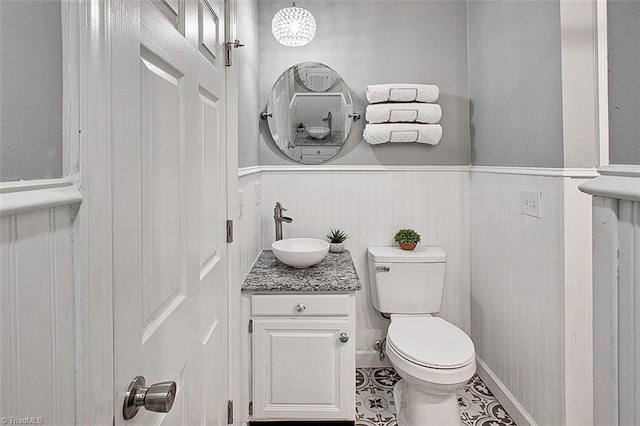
top-left (329, 242), bottom-right (345, 253)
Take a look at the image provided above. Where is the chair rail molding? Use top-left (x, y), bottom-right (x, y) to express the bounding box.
top-left (0, 179), bottom-right (82, 216)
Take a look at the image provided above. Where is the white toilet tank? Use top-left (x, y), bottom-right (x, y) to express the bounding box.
top-left (367, 246), bottom-right (446, 314)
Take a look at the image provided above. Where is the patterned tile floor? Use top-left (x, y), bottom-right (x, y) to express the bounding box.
top-left (356, 367), bottom-right (516, 426)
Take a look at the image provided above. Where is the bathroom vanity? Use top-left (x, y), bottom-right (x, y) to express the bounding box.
top-left (242, 250), bottom-right (361, 421)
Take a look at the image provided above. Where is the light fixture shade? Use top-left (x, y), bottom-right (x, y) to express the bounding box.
top-left (271, 3), bottom-right (316, 47)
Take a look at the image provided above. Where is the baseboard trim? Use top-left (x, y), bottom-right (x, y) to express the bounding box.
top-left (475, 356), bottom-right (537, 426)
top-left (356, 350), bottom-right (392, 368)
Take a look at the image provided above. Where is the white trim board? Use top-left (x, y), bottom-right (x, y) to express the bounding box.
top-left (0, 184), bottom-right (82, 216)
top-left (0, 178), bottom-right (74, 193)
top-left (470, 166), bottom-right (599, 178)
top-left (240, 165), bottom-right (600, 178)
top-left (598, 164), bottom-right (640, 178)
top-left (475, 356), bottom-right (538, 426)
top-left (239, 165), bottom-right (471, 176)
top-left (596, 0), bottom-right (610, 167)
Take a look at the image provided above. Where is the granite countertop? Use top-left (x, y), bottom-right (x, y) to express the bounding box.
top-left (242, 249), bottom-right (361, 292)
top-left (294, 131), bottom-right (343, 146)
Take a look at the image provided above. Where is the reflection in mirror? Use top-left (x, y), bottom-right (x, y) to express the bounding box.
top-left (265, 62), bottom-right (355, 164)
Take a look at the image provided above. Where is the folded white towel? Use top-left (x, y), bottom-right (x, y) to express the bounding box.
top-left (366, 84), bottom-right (440, 104)
top-left (365, 103), bottom-right (442, 124)
top-left (363, 124), bottom-right (443, 145)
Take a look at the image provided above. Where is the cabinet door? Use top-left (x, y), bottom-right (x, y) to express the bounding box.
top-left (252, 318), bottom-right (353, 420)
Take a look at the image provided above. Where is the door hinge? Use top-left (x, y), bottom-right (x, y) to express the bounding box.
top-left (248, 319), bottom-right (253, 333)
top-left (226, 219), bottom-right (233, 243)
top-left (227, 400), bottom-right (233, 424)
top-left (248, 401), bottom-right (253, 416)
top-left (225, 39), bottom-right (244, 67)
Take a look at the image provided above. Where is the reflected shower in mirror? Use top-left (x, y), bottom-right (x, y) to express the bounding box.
top-left (264, 62), bottom-right (357, 164)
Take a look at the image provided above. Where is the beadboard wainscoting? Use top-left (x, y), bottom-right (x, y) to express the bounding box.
top-left (471, 168), bottom-right (595, 426)
top-left (0, 180), bottom-right (82, 424)
top-left (580, 167), bottom-right (640, 426)
top-left (256, 166), bottom-right (471, 365)
top-left (237, 171), bottom-right (264, 281)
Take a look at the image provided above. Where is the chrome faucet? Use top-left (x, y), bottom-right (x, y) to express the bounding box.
top-left (274, 202), bottom-right (293, 241)
top-left (322, 112), bottom-right (332, 132)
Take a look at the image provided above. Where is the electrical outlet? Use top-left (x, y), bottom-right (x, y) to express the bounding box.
top-left (255, 182), bottom-right (261, 205)
top-left (521, 190), bottom-right (542, 218)
top-left (238, 190), bottom-right (244, 218)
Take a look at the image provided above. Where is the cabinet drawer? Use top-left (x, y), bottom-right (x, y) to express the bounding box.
top-left (252, 294), bottom-right (350, 316)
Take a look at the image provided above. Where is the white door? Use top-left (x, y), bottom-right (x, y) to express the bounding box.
top-left (111, 0), bottom-right (228, 424)
top-left (252, 318), bottom-right (353, 420)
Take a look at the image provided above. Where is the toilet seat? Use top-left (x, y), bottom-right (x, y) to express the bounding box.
top-left (387, 316), bottom-right (475, 369)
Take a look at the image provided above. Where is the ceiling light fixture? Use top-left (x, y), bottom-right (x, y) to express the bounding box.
top-left (271, 2), bottom-right (316, 47)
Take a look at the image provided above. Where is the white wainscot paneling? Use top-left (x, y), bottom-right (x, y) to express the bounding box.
top-left (237, 173), bottom-right (264, 282)
top-left (260, 169), bottom-right (470, 363)
top-left (471, 172), bottom-right (565, 426)
top-left (1, 205), bottom-right (77, 425)
top-left (471, 171), bottom-right (593, 426)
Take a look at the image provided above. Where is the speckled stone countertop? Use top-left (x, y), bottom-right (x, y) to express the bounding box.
top-left (242, 250), bottom-right (361, 292)
top-left (294, 131), bottom-right (343, 146)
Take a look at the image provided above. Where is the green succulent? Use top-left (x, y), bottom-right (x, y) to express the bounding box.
top-left (327, 228), bottom-right (349, 243)
top-left (394, 229), bottom-right (421, 244)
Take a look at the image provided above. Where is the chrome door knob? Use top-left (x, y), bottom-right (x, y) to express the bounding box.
top-left (339, 333), bottom-right (349, 343)
top-left (123, 376), bottom-right (177, 420)
top-left (295, 303), bottom-right (306, 312)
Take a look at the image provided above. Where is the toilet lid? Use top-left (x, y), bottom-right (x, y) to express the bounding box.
top-left (387, 316), bottom-right (475, 369)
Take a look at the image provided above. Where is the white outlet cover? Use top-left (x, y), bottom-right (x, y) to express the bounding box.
top-left (521, 190), bottom-right (542, 218)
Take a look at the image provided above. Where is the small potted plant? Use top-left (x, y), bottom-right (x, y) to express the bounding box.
top-left (394, 229), bottom-right (421, 251)
top-left (327, 228), bottom-right (348, 253)
top-left (297, 122), bottom-right (305, 132)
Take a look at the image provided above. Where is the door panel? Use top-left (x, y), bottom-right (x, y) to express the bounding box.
top-left (198, 0), bottom-right (220, 67)
top-left (199, 89), bottom-right (221, 270)
top-left (112, 0), bottom-right (227, 424)
top-left (139, 53), bottom-right (186, 337)
top-left (149, 0), bottom-right (183, 31)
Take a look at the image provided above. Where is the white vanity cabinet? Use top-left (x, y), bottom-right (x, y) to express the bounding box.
top-left (249, 293), bottom-right (356, 421)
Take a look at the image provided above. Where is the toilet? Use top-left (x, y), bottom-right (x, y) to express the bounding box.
top-left (367, 246), bottom-right (476, 426)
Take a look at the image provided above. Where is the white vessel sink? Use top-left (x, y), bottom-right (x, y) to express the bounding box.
top-left (271, 238), bottom-right (330, 268)
top-left (307, 126), bottom-right (331, 139)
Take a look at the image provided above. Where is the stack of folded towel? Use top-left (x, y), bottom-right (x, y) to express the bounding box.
top-left (363, 84), bottom-right (442, 145)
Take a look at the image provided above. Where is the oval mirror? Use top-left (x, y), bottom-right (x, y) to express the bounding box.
top-left (265, 62), bottom-right (355, 164)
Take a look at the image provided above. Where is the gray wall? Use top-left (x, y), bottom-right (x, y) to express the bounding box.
top-left (258, 0), bottom-right (470, 166)
top-left (608, 0), bottom-right (640, 165)
top-left (0, 1), bottom-right (63, 181)
top-left (237, 0), bottom-right (261, 168)
top-left (468, 0), bottom-right (564, 168)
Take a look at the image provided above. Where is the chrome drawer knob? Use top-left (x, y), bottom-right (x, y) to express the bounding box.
top-left (295, 303), bottom-right (306, 312)
top-left (339, 333), bottom-right (349, 343)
